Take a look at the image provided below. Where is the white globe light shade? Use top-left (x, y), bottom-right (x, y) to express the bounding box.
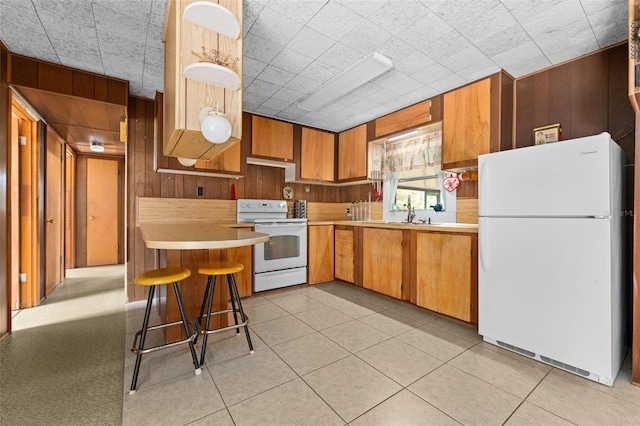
top-left (177, 157), bottom-right (197, 167)
top-left (200, 111), bottom-right (231, 144)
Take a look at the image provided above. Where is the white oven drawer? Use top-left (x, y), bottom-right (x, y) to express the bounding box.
top-left (255, 267), bottom-right (307, 292)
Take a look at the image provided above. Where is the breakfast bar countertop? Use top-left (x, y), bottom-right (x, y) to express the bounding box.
top-left (138, 222), bottom-right (269, 250)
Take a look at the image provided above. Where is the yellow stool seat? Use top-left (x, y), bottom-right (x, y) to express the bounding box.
top-left (198, 262), bottom-right (244, 276)
top-left (134, 267), bottom-right (191, 286)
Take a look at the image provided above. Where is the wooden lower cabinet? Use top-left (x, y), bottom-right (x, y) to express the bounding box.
top-left (308, 225), bottom-right (334, 284)
top-left (225, 245), bottom-right (253, 298)
top-left (362, 228), bottom-right (403, 299)
top-left (416, 232), bottom-right (477, 323)
top-left (335, 227), bottom-right (355, 283)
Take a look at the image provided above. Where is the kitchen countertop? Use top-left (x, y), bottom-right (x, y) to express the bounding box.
top-left (138, 222), bottom-right (269, 250)
top-left (313, 220), bottom-right (478, 233)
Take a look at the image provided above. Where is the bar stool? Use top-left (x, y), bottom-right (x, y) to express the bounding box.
top-left (129, 267), bottom-right (201, 395)
top-left (197, 261), bottom-right (253, 365)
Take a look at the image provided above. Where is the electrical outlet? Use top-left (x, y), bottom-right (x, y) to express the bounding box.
top-left (19, 273), bottom-right (26, 283)
top-left (305, 186), bottom-right (310, 193)
top-left (197, 186), bottom-right (203, 197)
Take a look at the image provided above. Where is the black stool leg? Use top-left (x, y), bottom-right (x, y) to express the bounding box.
top-left (130, 285), bottom-right (156, 395)
top-left (173, 282), bottom-right (201, 375)
top-left (229, 273), bottom-right (254, 353)
top-left (227, 274), bottom-right (241, 335)
top-left (194, 277), bottom-right (211, 345)
top-left (199, 275), bottom-right (216, 365)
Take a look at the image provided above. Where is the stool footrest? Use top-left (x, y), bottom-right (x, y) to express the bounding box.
top-left (131, 320), bottom-right (200, 356)
top-left (200, 320), bottom-right (249, 336)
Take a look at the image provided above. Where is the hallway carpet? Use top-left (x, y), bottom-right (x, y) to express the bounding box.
top-left (0, 265), bottom-right (127, 425)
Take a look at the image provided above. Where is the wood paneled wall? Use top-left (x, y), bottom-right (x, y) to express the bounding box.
top-left (0, 42), bottom-right (9, 337)
top-left (515, 44), bottom-right (634, 158)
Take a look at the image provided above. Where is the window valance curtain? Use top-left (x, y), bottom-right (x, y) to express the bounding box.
top-left (383, 130), bottom-right (441, 173)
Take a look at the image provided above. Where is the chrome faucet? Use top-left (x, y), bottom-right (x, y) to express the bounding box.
top-left (407, 196), bottom-right (415, 223)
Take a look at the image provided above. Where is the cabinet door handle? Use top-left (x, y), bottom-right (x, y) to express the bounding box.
top-left (46, 219), bottom-right (55, 224)
top-left (88, 215), bottom-right (95, 220)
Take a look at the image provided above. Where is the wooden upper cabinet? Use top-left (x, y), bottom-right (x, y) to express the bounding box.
top-left (375, 99), bottom-right (432, 138)
top-left (301, 127), bottom-right (335, 181)
top-left (251, 115), bottom-right (294, 160)
top-left (338, 124), bottom-right (367, 180)
top-left (443, 78), bottom-right (491, 170)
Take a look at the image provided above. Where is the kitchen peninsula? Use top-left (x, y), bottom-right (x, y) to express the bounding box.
top-left (136, 197), bottom-right (269, 341)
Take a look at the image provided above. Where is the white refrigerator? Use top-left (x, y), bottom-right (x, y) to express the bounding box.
top-left (478, 132), bottom-right (625, 386)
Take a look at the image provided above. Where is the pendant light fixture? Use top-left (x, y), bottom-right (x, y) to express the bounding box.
top-left (199, 104), bottom-right (232, 144)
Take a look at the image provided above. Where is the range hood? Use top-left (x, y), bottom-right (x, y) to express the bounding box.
top-left (162, 0), bottom-right (243, 162)
top-left (246, 157), bottom-right (296, 182)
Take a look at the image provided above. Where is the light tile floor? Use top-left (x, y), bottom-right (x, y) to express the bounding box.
top-left (122, 281), bottom-right (640, 426)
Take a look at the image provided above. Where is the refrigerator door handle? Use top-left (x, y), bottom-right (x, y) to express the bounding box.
top-left (479, 217), bottom-right (489, 272)
top-left (479, 160), bottom-right (488, 216)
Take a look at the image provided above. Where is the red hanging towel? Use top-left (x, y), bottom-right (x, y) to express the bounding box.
top-left (230, 183), bottom-right (236, 200)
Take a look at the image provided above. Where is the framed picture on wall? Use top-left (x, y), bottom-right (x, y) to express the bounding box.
top-left (534, 124), bottom-right (562, 145)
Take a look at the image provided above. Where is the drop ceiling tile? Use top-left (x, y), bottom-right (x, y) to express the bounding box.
top-left (276, 104), bottom-right (307, 120)
top-left (261, 97), bottom-right (293, 111)
top-left (299, 61), bottom-right (341, 83)
top-left (339, 20), bottom-right (393, 55)
top-left (243, 76), bottom-right (255, 90)
top-left (317, 43), bottom-right (362, 70)
top-left (256, 64), bottom-right (296, 86)
top-left (337, 0), bottom-right (388, 18)
top-left (243, 0), bottom-right (264, 35)
top-left (473, 24), bottom-right (531, 57)
top-left (384, 76), bottom-right (425, 96)
top-left (456, 64), bottom-right (500, 83)
top-left (590, 21), bottom-right (627, 48)
top-left (428, 74), bottom-right (466, 92)
top-left (426, 0), bottom-right (501, 25)
top-left (243, 32), bottom-right (284, 64)
top-left (285, 27), bottom-right (336, 60)
top-left (424, 31), bottom-right (473, 60)
top-left (399, 12), bottom-right (454, 48)
top-left (244, 57), bottom-right (269, 78)
top-left (93, 3), bottom-right (149, 43)
top-left (243, 99), bottom-right (262, 111)
top-left (375, 36), bottom-right (420, 64)
top-left (272, 87), bottom-right (306, 103)
top-left (286, 74), bottom-right (322, 93)
top-left (246, 79), bottom-right (282, 99)
top-left (366, 87), bottom-right (403, 104)
top-left (451, 3), bottom-right (518, 44)
top-left (411, 63), bottom-right (452, 85)
top-left (254, 105), bottom-right (284, 116)
top-left (438, 46), bottom-right (493, 72)
top-left (249, 6), bottom-right (303, 46)
top-left (307, 1), bottom-right (365, 41)
top-left (394, 51), bottom-right (436, 75)
top-left (276, 109), bottom-right (306, 121)
top-left (262, 0), bottom-right (328, 24)
top-left (369, 0), bottom-right (431, 36)
top-left (491, 41), bottom-right (551, 78)
top-left (269, 48), bottom-right (314, 74)
top-left (58, 53), bottom-right (104, 75)
top-left (500, 0), bottom-right (565, 22)
top-left (403, 85), bottom-right (439, 102)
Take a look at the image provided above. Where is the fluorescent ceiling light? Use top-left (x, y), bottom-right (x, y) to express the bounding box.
top-left (298, 52), bottom-right (393, 111)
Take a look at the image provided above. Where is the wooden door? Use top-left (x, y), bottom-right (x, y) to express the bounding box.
top-left (440, 234), bottom-right (471, 322)
top-left (308, 225), bottom-right (334, 284)
top-left (338, 124), bottom-right (367, 180)
top-left (362, 228), bottom-right (403, 299)
top-left (45, 134), bottom-right (64, 295)
top-left (86, 158), bottom-right (119, 266)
